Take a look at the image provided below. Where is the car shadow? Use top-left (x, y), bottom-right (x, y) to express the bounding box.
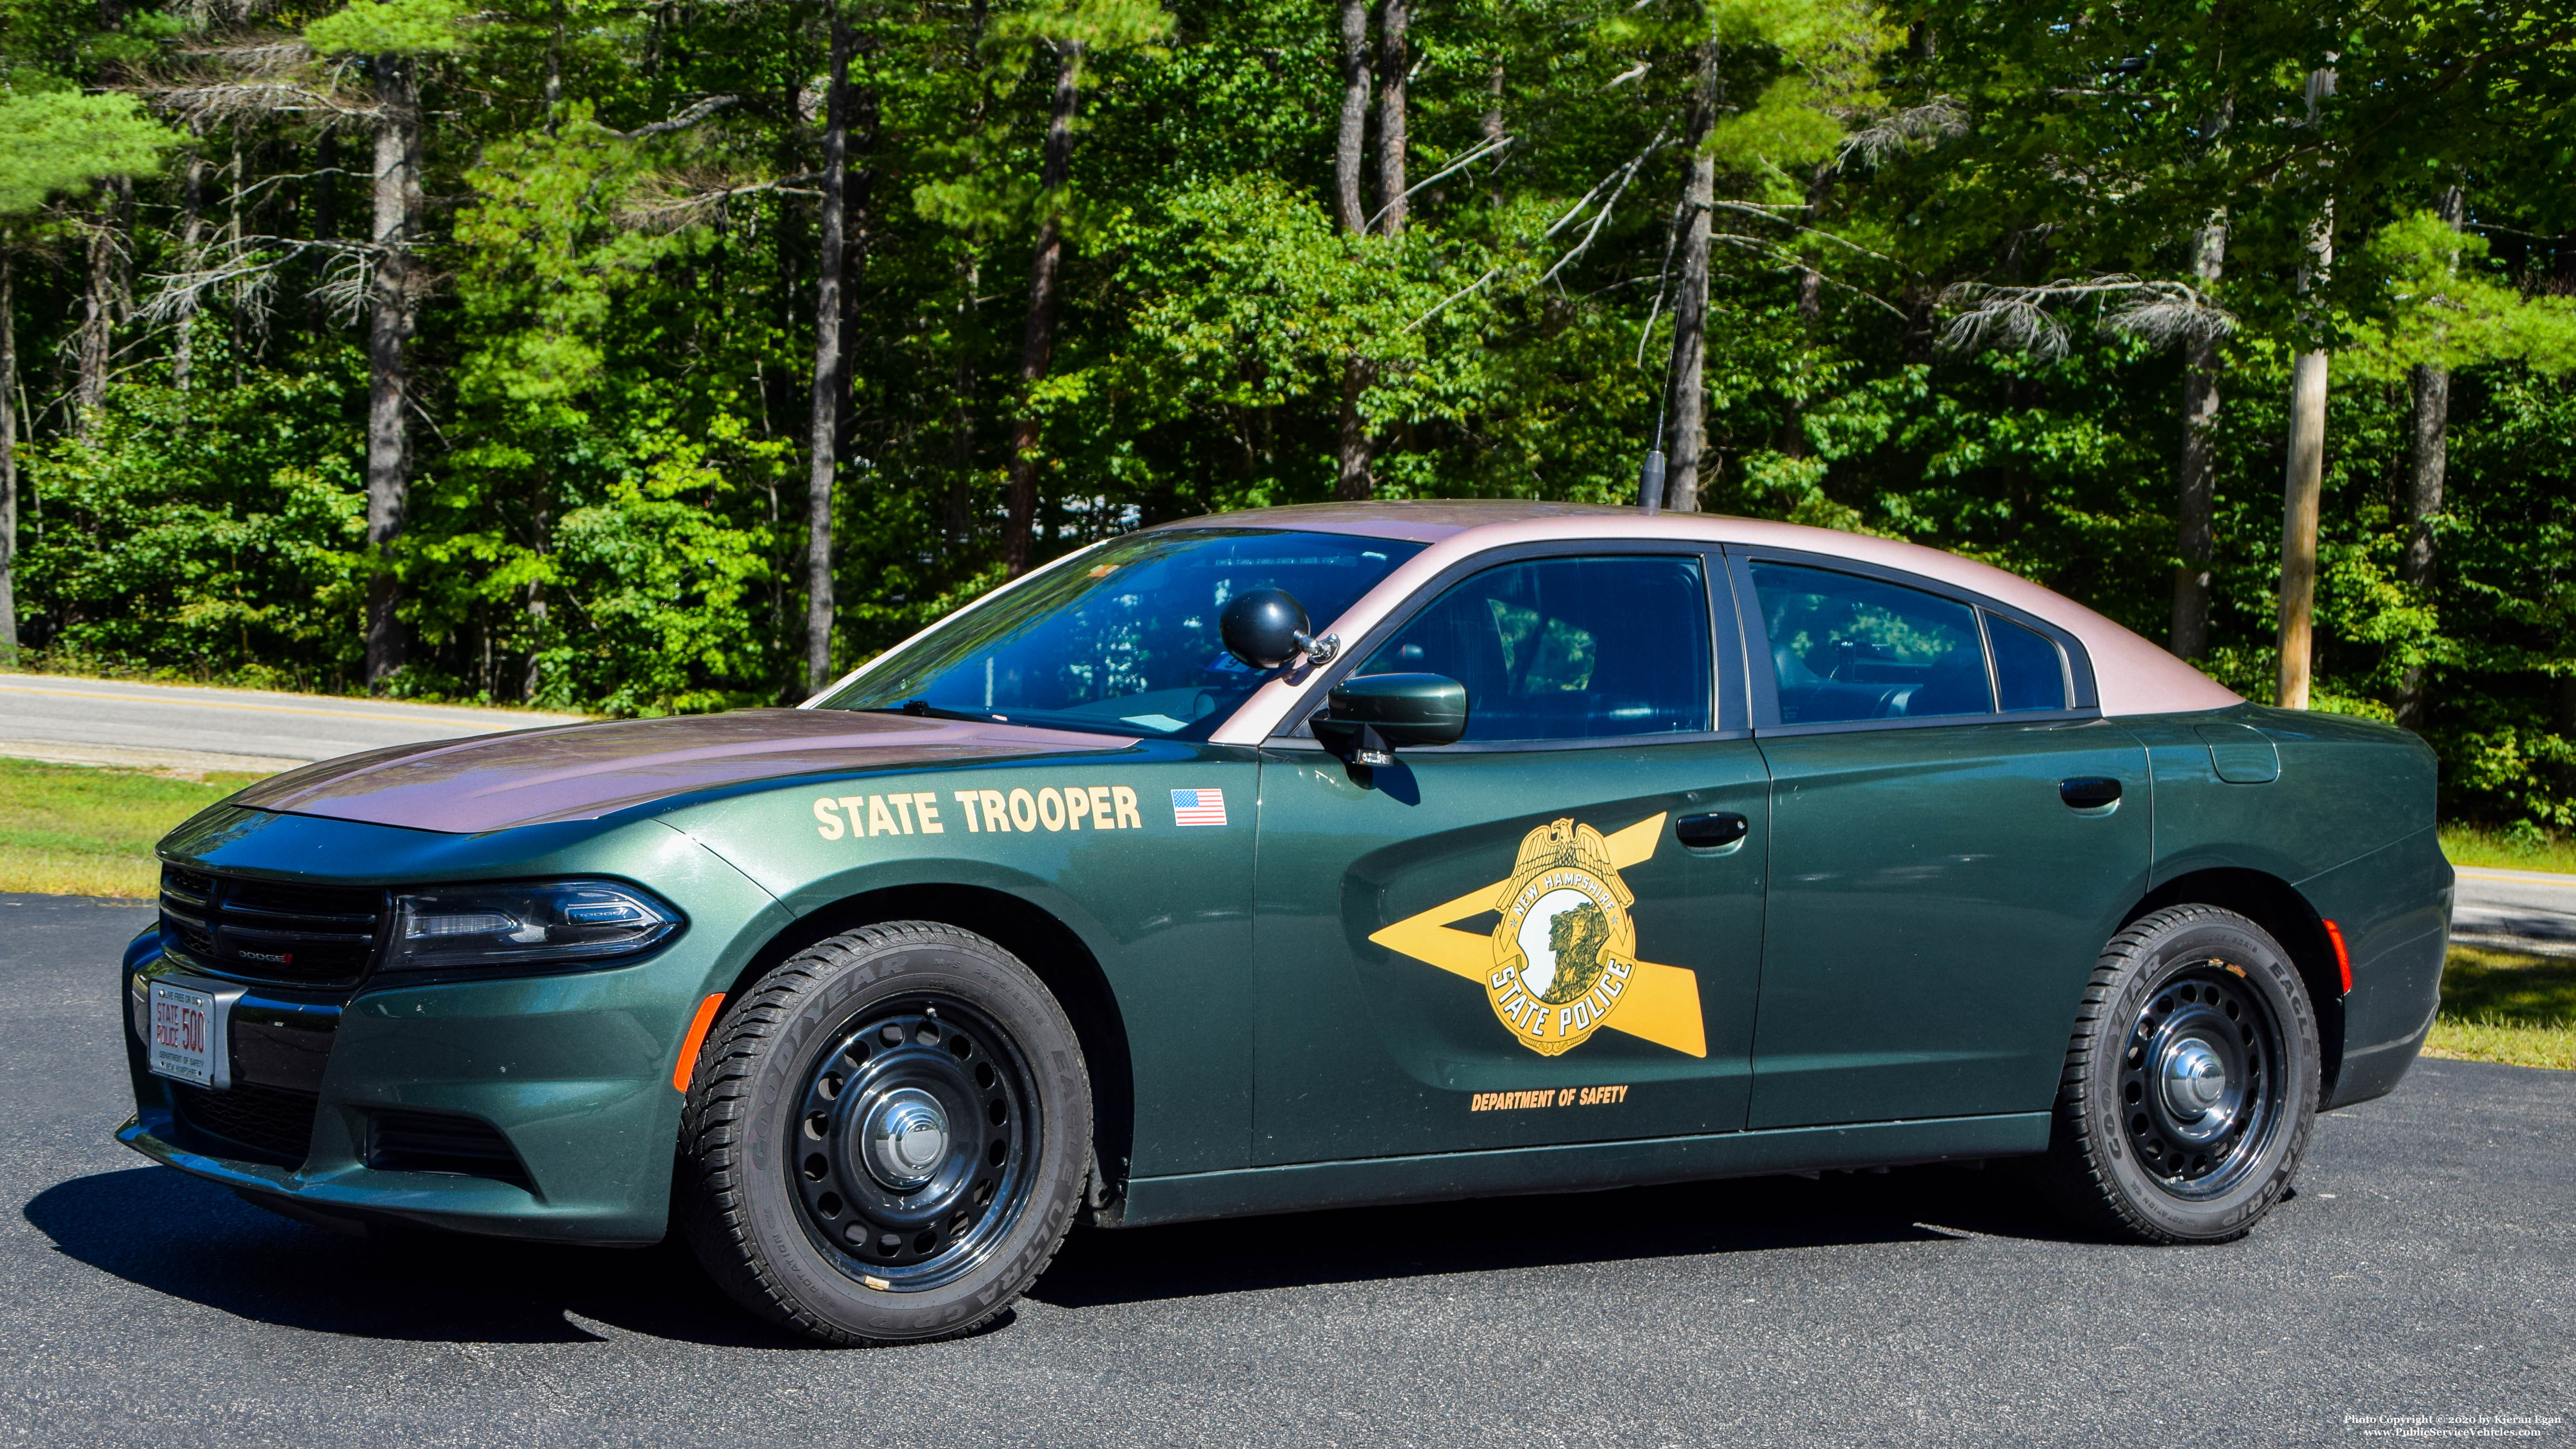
top-left (21, 1166), bottom-right (815, 1348)
top-left (26, 1160), bottom-right (2097, 1344)
top-left (1030, 1161), bottom-right (2105, 1309)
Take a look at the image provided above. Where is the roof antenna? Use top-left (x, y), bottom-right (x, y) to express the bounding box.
top-left (1638, 398), bottom-right (1667, 516)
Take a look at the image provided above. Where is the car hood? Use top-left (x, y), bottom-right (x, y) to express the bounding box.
top-left (227, 709), bottom-right (1139, 834)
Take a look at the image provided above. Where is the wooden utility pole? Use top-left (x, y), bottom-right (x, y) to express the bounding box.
top-left (2275, 64), bottom-right (2334, 711)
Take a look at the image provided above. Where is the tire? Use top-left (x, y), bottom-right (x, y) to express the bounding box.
top-left (679, 921), bottom-right (1091, 1345)
top-left (2039, 904), bottom-right (2320, 1244)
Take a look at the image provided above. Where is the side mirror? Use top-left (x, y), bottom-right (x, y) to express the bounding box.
top-left (1311, 673), bottom-right (1468, 766)
top-left (1221, 589), bottom-right (1311, 670)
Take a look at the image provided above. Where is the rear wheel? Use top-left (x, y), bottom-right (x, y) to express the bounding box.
top-left (679, 922), bottom-right (1091, 1344)
top-left (2040, 905), bottom-right (2319, 1243)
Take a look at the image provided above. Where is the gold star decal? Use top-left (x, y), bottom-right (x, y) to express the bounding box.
top-left (1367, 812), bottom-right (1707, 1058)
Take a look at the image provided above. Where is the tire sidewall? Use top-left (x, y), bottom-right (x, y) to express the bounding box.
top-left (725, 935), bottom-right (1090, 1341)
top-left (2088, 913), bottom-right (2320, 1241)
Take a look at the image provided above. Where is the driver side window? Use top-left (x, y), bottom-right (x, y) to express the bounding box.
top-left (1358, 555), bottom-right (1712, 742)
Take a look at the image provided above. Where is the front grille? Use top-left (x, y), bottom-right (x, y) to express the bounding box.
top-left (367, 1110), bottom-right (534, 1190)
top-left (160, 866), bottom-right (385, 988)
top-left (170, 1082), bottom-right (320, 1168)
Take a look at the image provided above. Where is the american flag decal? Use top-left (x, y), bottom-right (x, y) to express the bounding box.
top-left (1169, 788), bottom-right (1228, 827)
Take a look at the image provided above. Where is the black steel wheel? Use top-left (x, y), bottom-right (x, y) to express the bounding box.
top-left (784, 995), bottom-right (1037, 1291)
top-left (680, 921), bottom-right (1091, 1345)
top-left (2040, 904), bottom-right (2320, 1243)
top-left (2116, 966), bottom-right (2283, 1200)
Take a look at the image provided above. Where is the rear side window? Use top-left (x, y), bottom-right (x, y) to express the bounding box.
top-left (1750, 562), bottom-right (1993, 724)
top-left (1988, 615), bottom-right (2069, 712)
top-left (1358, 555), bottom-right (1712, 741)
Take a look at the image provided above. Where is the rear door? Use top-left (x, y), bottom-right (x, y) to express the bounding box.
top-left (1732, 550), bottom-right (2152, 1129)
top-left (1250, 547), bottom-right (1771, 1166)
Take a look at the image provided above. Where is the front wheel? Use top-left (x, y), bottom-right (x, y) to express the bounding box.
top-left (679, 922), bottom-right (1091, 1344)
top-left (2040, 904), bottom-right (2320, 1244)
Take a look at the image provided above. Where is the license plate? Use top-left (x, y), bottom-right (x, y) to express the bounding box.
top-left (148, 980), bottom-right (219, 1087)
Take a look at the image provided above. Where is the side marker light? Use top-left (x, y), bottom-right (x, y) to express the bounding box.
top-left (673, 993), bottom-right (726, 1093)
top-left (2321, 919), bottom-right (2353, 995)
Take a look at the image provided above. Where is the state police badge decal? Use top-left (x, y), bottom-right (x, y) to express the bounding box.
top-left (1485, 819), bottom-right (1639, 1056)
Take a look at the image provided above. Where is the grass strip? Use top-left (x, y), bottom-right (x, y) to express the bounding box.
top-left (0, 757), bottom-right (265, 898)
top-left (2420, 943), bottom-right (2576, 1071)
top-left (2440, 822), bottom-right (2576, 876)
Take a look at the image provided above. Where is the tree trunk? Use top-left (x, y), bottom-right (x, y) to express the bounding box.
top-left (946, 256), bottom-right (980, 550)
top-left (2171, 215), bottom-right (2226, 659)
top-left (1374, 0), bottom-right (1408, 236)
top-left (364, 54), bottom-right (424, 689)
top-left (834, 83), bottom-right (882, 468)
top-left (1482, 60), bottom-right (1504, 205)
top-left (75, 194), bottom-right (120, 436)
top-left (804, 3), bottom-right (856, 689)
top-left (1002, 39), bottom-right (1085, 576)
top-left (522, 494), bottom-right (549, 702)
top-left (1333, 0), bottom-right (1371, 236)
top-left (1333, 356), bottom-right (1375, 501)
top-left (1661, 41), bottom-right (1721, 513)
top-left (2394, 185), bottom-right (2466, 731)
top-left (0, 253), bottom-right (16, 662)
top-left (308, 131), bottom-right (336, 341)
top-left (174, 145), bottom-right (207, 392)
top-left (2275, 66), bottom-right (2336, 711)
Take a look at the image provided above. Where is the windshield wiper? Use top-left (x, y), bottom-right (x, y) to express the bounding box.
top-left (854, 698), bottom-right (1005, 724)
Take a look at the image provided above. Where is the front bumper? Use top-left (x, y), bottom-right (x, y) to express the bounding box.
top-left (119, 809), bottom-right (787, 1244)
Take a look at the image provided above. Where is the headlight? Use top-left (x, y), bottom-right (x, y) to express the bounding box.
top-left (383, 880), bottom-right (683, 977)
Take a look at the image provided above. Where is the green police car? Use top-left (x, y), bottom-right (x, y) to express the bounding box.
top-left (119, 501), bottom-right (2452, 1344)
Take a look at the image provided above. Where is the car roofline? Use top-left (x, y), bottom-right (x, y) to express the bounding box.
top-left (1202, 508), bottom-right (2239, 742)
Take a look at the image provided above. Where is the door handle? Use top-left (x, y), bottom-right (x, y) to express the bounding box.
top-left (2059, 777), bottom-right (2122, 810)
top-left (1675, 812), bottom-right (1749, 849)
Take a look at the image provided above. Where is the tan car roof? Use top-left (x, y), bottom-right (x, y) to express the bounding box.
top-left (1169, 501), bottom-right (2240, 736)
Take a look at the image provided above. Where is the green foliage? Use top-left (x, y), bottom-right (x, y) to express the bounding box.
top-left (18, 364), bottom-right (370, 685)
top-left (0, 88), bottom-right (174, 217)
top-left (2, 0), bottom-right (2575, 846)
top-left (2341, 212), bottom-right (2576, 381)
top-left (302, 0), bottom-right (474, 57)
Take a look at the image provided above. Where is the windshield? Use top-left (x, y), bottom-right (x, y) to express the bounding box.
top-left (816, 528), bottom-right (1424, 737)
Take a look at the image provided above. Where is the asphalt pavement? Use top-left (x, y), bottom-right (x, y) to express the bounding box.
top-left (2452, 866), bottom-right (2576, 957)
top-left (1, 894), bottom-right (2567, 1448)
top-left (0, 673), bottom-right (585, 775)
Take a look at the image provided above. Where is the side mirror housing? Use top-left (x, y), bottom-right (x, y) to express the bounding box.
top-left (1312, 673), bottom-right (1468, 765)
top-left (1220, 589), bottom-right (1311, 670)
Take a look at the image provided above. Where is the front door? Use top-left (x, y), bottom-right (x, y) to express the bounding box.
top-left (1251, 551), bottom-right (1769, 1166)
top-left (1735, 555), bottom-right (2152, 1129)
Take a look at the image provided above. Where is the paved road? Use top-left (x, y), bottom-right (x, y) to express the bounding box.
top-left (2453, 866), bottom-right (2576, 956)
top-left (2, 895), bottom-right (2567, 1448)
top-left (0, 673), bottom-right (585, 775)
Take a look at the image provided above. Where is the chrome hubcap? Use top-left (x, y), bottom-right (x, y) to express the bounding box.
top-left (2161, 1038), bottom-right (2229, 1120)
top-left (861, 1087), bottom-right (951, 1189)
